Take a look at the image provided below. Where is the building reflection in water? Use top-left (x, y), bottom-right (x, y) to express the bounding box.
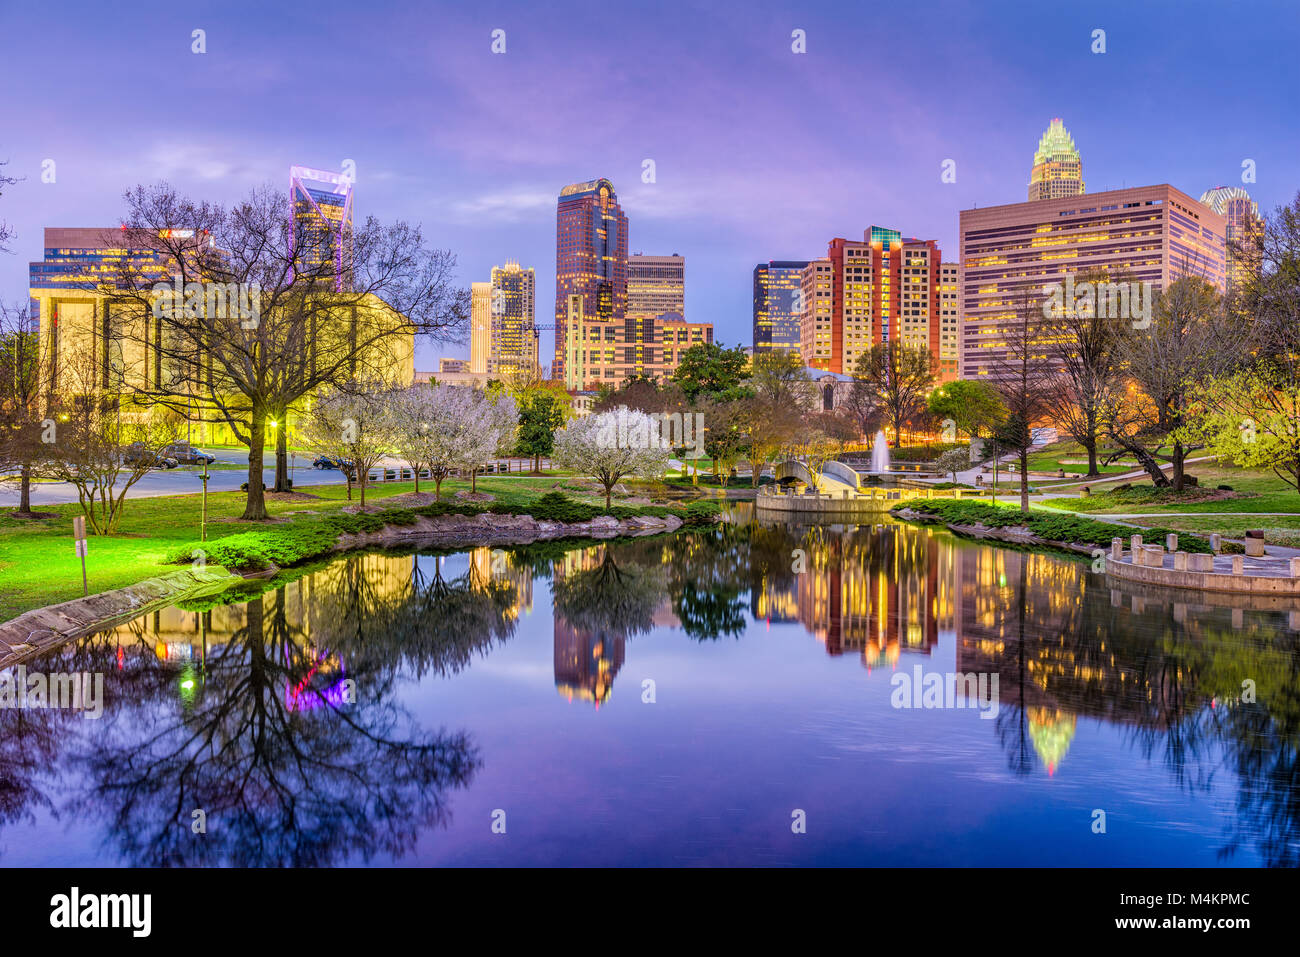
top-left (550, 543), bottom-right (675, 707)
top-left (752, 523), bottom-right (953, 669)
top-left (94, 548), bottom-right (535, 704)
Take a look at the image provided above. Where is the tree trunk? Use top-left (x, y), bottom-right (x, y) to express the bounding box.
top-left (1112, 435), bottom-right (1170, 487)
top-left (435, 475), bottom-right (443, 500)
top-left (242, 420), bottom-right (268, 520)
top-left (1019, 448), bottom-right (1030, 513)
top-left (413, 466), bottom-right (420, 493)
top-left (359, 469), bottom-right (367, 507)
top-left (1171, 441), bottom-right (1186, 491)
top-left (471, 468), bottom-right (478, 493)
top-left (1085, 439), bottom-right (1098, 478)
top-left (605, 485), bottom-right (612, 510)
top-left (17, 463), bottom-right (32, 515)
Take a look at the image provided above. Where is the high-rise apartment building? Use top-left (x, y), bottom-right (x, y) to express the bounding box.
top-left (959, 184), bottom-right (1228, 379)
top-left (290, 165), bottom-right (354, 290)
top-left (753, 260), bottom-right (809, 354)
top-left (798, 227), bottom-right (954, 378)
top-left (1198, 186), bottom-right (1263, 294)
top-left (554, 178), bottom-right (628, 386)
top-left (489, 261), bottom-right (537, 377)
top-left (1027, 119), bottom-right (1085, 202)
top-left (799, 258), bottom-right (834, 368)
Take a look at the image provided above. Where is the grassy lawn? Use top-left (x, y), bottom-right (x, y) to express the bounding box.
top-left (1025, 439), bottom-right (1136, 475)
top-left (0, 473), bottom-right (632, 623)
top-left (1040, 463), bottom-right (1300, 515)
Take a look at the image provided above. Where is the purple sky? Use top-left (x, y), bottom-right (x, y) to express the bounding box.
top-left (1, 0), bottom-right (1296, 370)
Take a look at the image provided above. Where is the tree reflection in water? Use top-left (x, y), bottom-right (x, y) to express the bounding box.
top-left (0, 549), bottom-right (537, 866)
top-left (0, 524), bottom-right (1297, 866)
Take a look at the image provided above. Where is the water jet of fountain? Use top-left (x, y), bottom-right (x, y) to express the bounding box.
top-left (871, 430), bottom-right (890, 474)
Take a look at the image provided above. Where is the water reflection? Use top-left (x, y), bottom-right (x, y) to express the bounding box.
top-left (1, 522), bottom-right (1298, 866)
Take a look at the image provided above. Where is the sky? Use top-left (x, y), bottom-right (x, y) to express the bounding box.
top-left (1, 0), bottom-right (1297, 371)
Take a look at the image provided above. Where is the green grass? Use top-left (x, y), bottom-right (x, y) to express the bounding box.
top-left (1024, 439), bottom-right (1136, 475)
top-left (0, 475), bottom-right (712, 623)
top-left (895, 499), bottom-right (1214, 553)
top-left (1041, 463), bottom-right (1300, 514)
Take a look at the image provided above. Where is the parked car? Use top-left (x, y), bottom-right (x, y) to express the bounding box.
top-left (161, 442), bottom-right (217, 465)
top-left (313, 455), bottom-right (354, 472)
top-left (123, 443), bottom-right (179, 469)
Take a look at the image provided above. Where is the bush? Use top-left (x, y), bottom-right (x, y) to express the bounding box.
top-left (895, 500), bottom-right (1214, 553)
top-left (168, 492), bottom-right (717, 572)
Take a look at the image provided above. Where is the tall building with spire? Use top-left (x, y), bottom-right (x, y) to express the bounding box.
top-left (1198, 186), bottom-right (1263, 293)
top-left (290, 165), bottom-right (354, 289)
top-left (1027, 119), bottom-right (1085, 201)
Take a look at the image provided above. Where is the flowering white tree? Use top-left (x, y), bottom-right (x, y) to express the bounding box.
top-left (390, 385), bottom-right (517, 500)
top-left (300, 384), bottom-right (398, 506)
top-left (389, 385), bottom-right (470, 500)
top-left (552, 406), bottom-right (670, 510)
top-left (455, 391), bottom-right (518, 493)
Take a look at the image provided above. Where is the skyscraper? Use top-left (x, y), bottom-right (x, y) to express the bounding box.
top-left (1027, 119), bottom-right (1085, 201)
top-left (959, 185), bottom-right (1227, 379)
top-left (627, 253), bottom-right (685, 321)
top-left (489, 261), bottom-right (537, 377)
top-left (554, 178), bottom-right (628, 386)
top-left (290, 165), bottom-right (354, 290)
top-left (753, 260), bottom-right (809, 354)
top-left (1198, 186), bottom-right (1263, 293)
top-left (469, 281), bottom-right (491, 375)
top-left (798, 228), bottom-right (954, 377)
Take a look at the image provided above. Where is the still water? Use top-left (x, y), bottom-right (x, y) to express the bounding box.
top-left (2, 515), bottom-right (1297, 867)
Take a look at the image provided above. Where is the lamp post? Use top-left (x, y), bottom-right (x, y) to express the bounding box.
top-left (201, 457), bottom-right (209, 541)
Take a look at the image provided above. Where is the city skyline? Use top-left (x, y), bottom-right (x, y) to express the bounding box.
top-left (0, 0), bottom-right (1296, 372)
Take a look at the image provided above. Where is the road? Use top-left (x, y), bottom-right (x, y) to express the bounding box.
top-left (0, 448), bottom-right (349, 508)
top-left (0, 449), bottom-right (550, 508)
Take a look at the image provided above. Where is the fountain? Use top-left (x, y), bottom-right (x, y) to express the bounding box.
top-left (870, 430), bottom-right (890, 474)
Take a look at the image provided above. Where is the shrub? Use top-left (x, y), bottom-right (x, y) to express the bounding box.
top-left (895, 500), bottom-right (1214, 553)
top-left (167, 492), bottom-right (717, 572)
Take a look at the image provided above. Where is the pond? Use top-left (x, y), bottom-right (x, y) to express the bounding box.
top-left (1, 513), bottom-right (1297, 866)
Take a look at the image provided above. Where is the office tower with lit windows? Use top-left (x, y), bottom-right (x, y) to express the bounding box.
top-left (1027, 119), bottom-right (1085, 201)
top-left (627, 253), bottom-right (684, 322)
top-left (488, 261), bottom-right (537, 377)
top-left (290, 165), bottom-right (354, 290)
top-left (554, 178), bottom-right (628, 387)
top-left (469, 281), bottom-right (491, 375)
top-left (959, 185), bottom-right (1227, 379)
top-left (753, 260), bottom-right (809, 354)
top-left (798, 227), bottom-right (952, 377)
top-left (1198, 186), bottom-right (1263, 294)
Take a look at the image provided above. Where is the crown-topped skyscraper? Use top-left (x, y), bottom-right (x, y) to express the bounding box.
top-left (1027, 118), bottom-right (1085, 201)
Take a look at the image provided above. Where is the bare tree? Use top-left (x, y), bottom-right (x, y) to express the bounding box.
top-left (42, 342), bottom-right (178, 534)
top-left (0, 159), bottom-right (19, 253)
top-left (0, 302), bottom-right (54, 516)
top-left (1044, 268), bottom-right (1125, 477)
top-left (990, 287), bottom-right (1056, 511)
top-left (850, 341), bottom-right (935, 447)
top-left (1105, 276), bottom-right (1229, 490)
top-left (743, 351), bottom-right (812, 487)
top-left (93, 182), bottom-right (467, 520)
